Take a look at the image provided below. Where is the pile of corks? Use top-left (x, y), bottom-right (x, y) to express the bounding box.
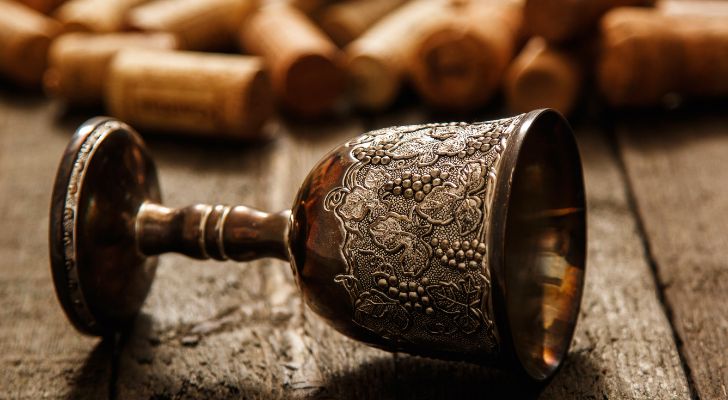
top-left (1, 0), bottom-right (726, 139)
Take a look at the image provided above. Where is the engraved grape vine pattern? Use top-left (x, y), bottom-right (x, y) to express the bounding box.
top-left (325, 116), bottom-right (522, 351)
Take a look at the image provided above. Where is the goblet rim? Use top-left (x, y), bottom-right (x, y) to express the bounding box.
top-left (488, 108), bottom-right (587, 382)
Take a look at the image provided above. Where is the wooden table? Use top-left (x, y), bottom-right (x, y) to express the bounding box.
top-left (1, 89), bottom-right (726, 399)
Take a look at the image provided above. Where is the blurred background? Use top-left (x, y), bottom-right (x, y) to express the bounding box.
top-left (1, 0), bottom-right (726, 131)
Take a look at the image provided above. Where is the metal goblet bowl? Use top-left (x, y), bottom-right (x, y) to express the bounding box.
top-left (50, 109), bottom-right (586, 381)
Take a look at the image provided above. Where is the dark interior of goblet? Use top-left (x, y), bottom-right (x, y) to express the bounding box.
top-left (503, 112), bottom-right (586, 380)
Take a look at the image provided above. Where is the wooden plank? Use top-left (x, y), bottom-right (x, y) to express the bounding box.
top-left (542, 119), bottom-right (690, 399)
top-left (0, 95), bottom-right (111, 399)
top-left (617, 109), bottom-right (728, 399)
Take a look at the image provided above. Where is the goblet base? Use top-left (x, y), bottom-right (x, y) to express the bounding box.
top-left (50, 117), bottom-right (161, 335)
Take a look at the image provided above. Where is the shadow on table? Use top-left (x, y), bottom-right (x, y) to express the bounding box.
top-left (64, 339), bottom-right (115, 400)
top-left (318, 348), bottom-right (603, 400)
top-left (111, 313), bottom-right (275, 399)
top-left (323, 356), bottom-right (534, 400)
top-left (66, 311), bottom-right (605, 400)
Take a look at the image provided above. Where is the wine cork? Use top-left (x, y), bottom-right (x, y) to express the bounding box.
top-left (240, 4), bottom-right (345, 118)
top-left (345, 0), bottom-right (441, 110)
top-left (657, 0), bottom-right (728, 18)
top-left (523, 0), bottom-right (656, 44)
top-left (18, 0), bottom-right (66, 14)
top-left (319, 0), bottom-right (409, 47)
top-left (0, 0), bottom-right (60, 86)
top-left (598, 7), bottom-right (728, 106)
top-left (126, 0), bottom-right (258, 51)
top-left (106, 50), bottom-right (274, 138)
top-left (289, 0), bottom-right (329, 14)
top-left (54, 0), bottom-right (149, 32)
top-left (408, 0), bottom-right (523, 111)
top-left (44, 32), bottom-right (178, 106)
top-left (504, 37), bottom-right (582, 115)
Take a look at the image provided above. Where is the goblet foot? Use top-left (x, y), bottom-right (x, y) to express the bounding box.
top-left (50, 117), bottom-right (161, 335)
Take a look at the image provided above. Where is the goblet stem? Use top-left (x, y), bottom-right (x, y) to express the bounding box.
top-left (135, 202), bottom-right (290, 262)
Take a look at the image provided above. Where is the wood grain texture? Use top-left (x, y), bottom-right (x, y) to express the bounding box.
top-left (0, 91), bottom-right (703, 399)
top-left (542, 121), bottom-right (690, 399)
top-left (617, 109), bottom-right (728, 399)
top-left (0, 95), bottom-right (110, 399)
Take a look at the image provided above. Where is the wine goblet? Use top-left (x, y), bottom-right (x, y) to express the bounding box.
top-left (50, 109), bottom-right (586, 381)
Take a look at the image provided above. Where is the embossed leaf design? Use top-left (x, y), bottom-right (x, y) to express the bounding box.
top-left (460, 274), bottom-right (483, 305)
top-left (460, 162), bottom-right (486, 194)
top-left (455, 196), bottom-right (483, 236)
top-left (387, 139), bottom-right (426, 160)
top-left (459, 275), bottom-right (486, 333)
top-left (339, 186), bottom-right (378, 221)
top-left (356, 252), bottom-right (395, 276)
top-left (400, 237), bottom-right (432, 277)
top-left (368, 129), bottom-right (397, 143)
top-left (426, 274), bottom-right (485, 334)
top-left (428, 126), bottom-right (469, 156)
top-left (436, 137), bottom-right (467, 156)
top-left (455, 308), bottom-right (483, 334)
top-left (410, 213), bottom-right (434, 237)
top-left (370, 214), bottom-right (432, 276)
top-left (354, 290), bottom-right (410, 331)
top-left (387, 303), bottom-right (410, 331)
top-left (428, 126), bottom-right (456, 140)
top-left (355, 290), bottom-right (397, 318)
top-left (426, 282), bottom-right (467, 314)
top-left (416, 146), bottom-right (439, 165)
top-left (364, 169), bottom-right (387, 189)
top-left (415, 184), bottom-right (461, 225)
top-left (370, 214), bottom-right (408, 251)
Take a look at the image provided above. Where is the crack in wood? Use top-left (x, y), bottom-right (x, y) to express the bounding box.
top-left (605, 110), bottom-right (699, 400)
